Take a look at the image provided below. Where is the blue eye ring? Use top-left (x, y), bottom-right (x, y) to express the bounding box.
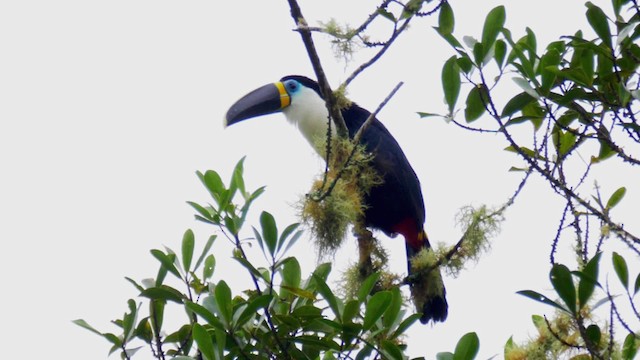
top-left (284, 80), bottom-right (300, 93)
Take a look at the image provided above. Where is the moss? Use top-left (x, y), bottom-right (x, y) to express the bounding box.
top-left (505, 310), bottom-right (621, 360)
top-left (443, 205), bottom-right (502, 276)
top-left (339, 245), bottom-right (401, 300)
top-left (301, 137), bottom-right (382, 259)
top-left (319, 18), bottom-right (358, 62)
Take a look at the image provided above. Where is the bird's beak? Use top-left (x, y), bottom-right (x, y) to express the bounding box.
top-left (224, 82), bottom-right (291, 127)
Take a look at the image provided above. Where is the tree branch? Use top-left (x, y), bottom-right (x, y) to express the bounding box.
top-left (286, 0), bottom-right (348, 137)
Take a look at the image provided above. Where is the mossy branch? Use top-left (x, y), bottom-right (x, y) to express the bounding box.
top-left (405, 168), bottom-right (531, 284)
top-left (309, 81), bottom-right (403, 203)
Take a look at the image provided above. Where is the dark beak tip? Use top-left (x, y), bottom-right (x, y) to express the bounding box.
top-left (223, 83), bottom-right (283, 128)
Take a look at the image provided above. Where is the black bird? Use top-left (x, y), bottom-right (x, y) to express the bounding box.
top-left (225, 75), bottom-right (447, 323)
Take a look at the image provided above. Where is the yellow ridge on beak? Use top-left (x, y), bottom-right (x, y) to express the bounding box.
top-left (275, 82), bottom-right (291, 108)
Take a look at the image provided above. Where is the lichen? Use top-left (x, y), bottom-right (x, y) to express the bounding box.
top-left (444, 204), bottom-right (502, 276)
top-left (300, 136), bottom-right (382, 259)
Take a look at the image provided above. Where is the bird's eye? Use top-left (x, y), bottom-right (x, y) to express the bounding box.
top-left (284, 80), bottom-right (299, 93)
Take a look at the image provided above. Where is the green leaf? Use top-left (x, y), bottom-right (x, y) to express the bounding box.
top-left (438, 31), bottom-right (464, 53)
top-left (390, 313), bottom-right (421, 339)
top-left (442, 56), bottom-right (461, 113)
top-left (281, 257), bottom-right (302, 290)
top-left (417, 112), bottom-right (443, 118)
top-left (578, 252), bottom-right (601, 308)
top-left (381, 340), bottom-right (404, 360)
top-left (260, 211), bottom-right (278, 256)
top-left (382, 287), bottom-right (402, 328)
top-left (123, 299), bottom-right (138, 342)
top-left (150, 298), bottom-right (166, 332)
top-left (357, 272), bottom-right (381, 303)
top-left (586, 3), bottom-right (612, 49)
top-left (613, 252), bottom-right (629, 289)
top-left (202, 254), bottom-right (216, 280)
top-left (279, 285), bottom-right (316, 300)
top-left (539, 49), bottom-right (561, 95)
top-left (438, 1), bottom-right (454, 35)
top-left (181, 229), bottom-right (195, 273)
top-left (453, 332), bottom-right (480, 360)
top-left (185, 301), bottom-right (225, 330)
top-left (277, 222), bottom-right (300, 253)
top-left (342, 300), bottom-right (360, 324)
top-left (457, 56), bottom-right (473, 73)
top-left (512, 77), bottom-right (539, 99)
top-left (464, 85), bottom-right (486, 122)
top-left (501, 92), bottom-right (535, 118)
top-left (551, 125), bottom-right (577, 157)
top-left (214, 281), bottom-right (232, 326)
top-left (504, 337), bottom-right (515, 359)
top-left (236, 294), bottom-right (273, 327)
top-left (291, 305), bottom-right (323, 319)
top-left (550, 264), bottom-right (577, 314)
top-left (188, 201), bottom-right (215, 222)
top-left (313, 273), bottom-right (341, 318)
top-left (586, 324), bottom-right (601, 345)
top-left (606, 187), bottom-right (627, 209)
top-left (72, 319), bottom-right (103, 336)
top-left (472, 42), bottom-right (484, 66)
top-left (292, 335), bottom-right (341, 351)
top-left (150, 249), bottom-right (182, 279)
top-left (504, 145), bottom-right (546, 160)
top-left (276, 223), bottom-right (304, 253)
top-left (363, 291), bottom-right (392, 331)
top-left (202, 170), bottom-right (225, 201)
top-left (622, 333), bottom-right (639, 360)
top-left (531, 314), bottom-right (545, 328)
top-left (494, 39), bottom-right (506, 68)
top-left (481, 6), bottom-right (506, 57)
top-left (232, 255), bottom-right (262, 280)
top-left (192, 323), bottom-right (215, 360)
top-left (231, 157), bottom-right (246, 197)
top-left (124, 277), bottom-right (144, 292)
top-left (436, 352), bottom-right (454, 360)
top-left (517, 290), bottom-right (569, 313)
top-left (194, 235), bottom-right (216, 272)
top-left (140, 285), bottom-right (184, 304)
top-left (634, 273), bottom-right (640, 295)
top-left (377, 8), bottom-right (396, 22)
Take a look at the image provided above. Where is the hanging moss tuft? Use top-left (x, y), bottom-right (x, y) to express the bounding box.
top-left (301, 136), bottom-right (382, 258)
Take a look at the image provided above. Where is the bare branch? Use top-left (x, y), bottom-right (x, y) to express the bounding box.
top-left (286, 0), bottom-right (348, 137)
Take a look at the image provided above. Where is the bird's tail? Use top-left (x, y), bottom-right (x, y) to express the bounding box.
top-left (406, 229), bottom-right (448, 324)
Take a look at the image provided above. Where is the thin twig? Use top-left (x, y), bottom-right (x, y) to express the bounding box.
top-left (543, 316), bottom-right (584, 350)
top-left (343, 19), bottom-right (411, 87)
top-left (404, 168), bottom-right (532, 283)
top-left (286, 0), bottom-right (348, 137)
top-left (310, 82), bottom-right (404, 201)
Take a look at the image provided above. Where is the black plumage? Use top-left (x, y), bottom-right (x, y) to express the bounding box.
top-left (281, 76), bottom-right (447, 323)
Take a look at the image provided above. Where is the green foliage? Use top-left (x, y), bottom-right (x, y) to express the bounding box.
top-left (75, 159), bottom-right (423, 359)
top-left (515, 253), bottom-right (639, 359)
top-left (436, 332), bottom-right (480, 360)
top-left (429, 1), bottom-right (640, 359)
top-left (75, 1), bottom-right (640, 359)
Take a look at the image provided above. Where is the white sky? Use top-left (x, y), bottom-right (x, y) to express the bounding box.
top-left (1, 0), bottom-right (637, 359)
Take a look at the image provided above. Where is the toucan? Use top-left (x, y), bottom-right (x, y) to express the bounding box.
top-left (224, 75), bottom-right (448, 323)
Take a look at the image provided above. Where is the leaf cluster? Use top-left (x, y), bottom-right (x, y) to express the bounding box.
top-left (75, 159), bottom-right (424, 360)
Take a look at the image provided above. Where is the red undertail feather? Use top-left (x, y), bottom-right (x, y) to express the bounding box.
top-left (394, 218), bottom-right (448, 323)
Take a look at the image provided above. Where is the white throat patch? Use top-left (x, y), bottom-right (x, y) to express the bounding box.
top-left (282, 86), bottom-right (337, 154)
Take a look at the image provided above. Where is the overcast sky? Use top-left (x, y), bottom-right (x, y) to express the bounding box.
top-left (1, 0), bottom-right (637, 359)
